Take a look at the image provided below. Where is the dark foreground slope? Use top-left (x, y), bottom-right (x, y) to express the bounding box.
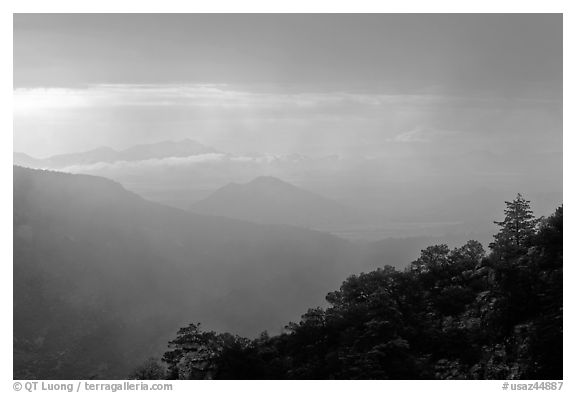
top-left (147, 202), bottom-right (562, 380)
top-left (13, 166), bottom-right (358, 379)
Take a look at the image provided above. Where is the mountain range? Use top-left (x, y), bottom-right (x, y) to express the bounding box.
top-left (13, 139), bottom-right (218, 169)
top-left (15, 141), bottom-right (561, 242)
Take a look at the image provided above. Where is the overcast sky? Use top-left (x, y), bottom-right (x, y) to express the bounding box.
top-left (14, 13), bottom-right (562, 177)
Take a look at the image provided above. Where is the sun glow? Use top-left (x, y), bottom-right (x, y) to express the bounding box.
top-left (13, 88), bottom-right (95, 115)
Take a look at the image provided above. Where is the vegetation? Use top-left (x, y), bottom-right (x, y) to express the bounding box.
top-left (149, 196), bottom-right (562, 380)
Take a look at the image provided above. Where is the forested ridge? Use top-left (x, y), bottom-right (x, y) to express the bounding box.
top-left (134, 195), bottom-right (563, 380)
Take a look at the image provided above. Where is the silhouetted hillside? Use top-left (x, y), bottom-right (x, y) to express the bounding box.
top-left (13, 166), bottom-right (359, 379)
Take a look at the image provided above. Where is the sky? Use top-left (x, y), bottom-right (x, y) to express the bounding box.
top-left (14, 14), bottom-right (562, 155)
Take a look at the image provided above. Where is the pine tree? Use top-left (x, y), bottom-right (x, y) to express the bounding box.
top-left (490, 194), bottom-right (539, 256)
top-left (162, 323), bottom-right (224, 379)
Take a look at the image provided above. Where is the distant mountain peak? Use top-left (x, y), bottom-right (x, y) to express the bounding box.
top-left (86, 146), bottom-right (117, 153)
top-left (248, 176), bottom-right (292, 186)
top-left (191, 176), bottom-right (361, 227)
top-left (179, 138), bottom-right (207, 145)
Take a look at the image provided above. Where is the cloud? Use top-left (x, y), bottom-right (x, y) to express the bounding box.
top-left (16, 84), bottom-right (556, 114)
top-left (14, 83), bottom-right (561, 161)
top-left (57, 152), bottom-right (339, 175)
top-left (393, 127), bottom-right (459, 143)
top-left (14, 84), bottom-right (457, 114)
top-left (58, 153), bottom-right (229, 173)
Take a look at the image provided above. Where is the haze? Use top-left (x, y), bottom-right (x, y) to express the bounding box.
top-left (13, 13), bottom-right (564, 380)
top-left (14, 13), bottom-right (562, 233)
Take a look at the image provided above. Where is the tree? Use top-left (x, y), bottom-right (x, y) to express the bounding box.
top-left (162, 323), bottom-right (224, 379)
top-left (411, 244), bottom-right (451, 274)
top-left (490, 194), bottom-right (539, 257)
top-left (162, 323), bottom-right (251, 380)
top-left (129, 358), bottom-right (166, 380)
top-left (451, 240), bottom-right (486, 269)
